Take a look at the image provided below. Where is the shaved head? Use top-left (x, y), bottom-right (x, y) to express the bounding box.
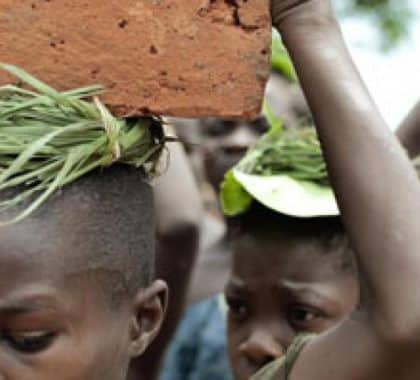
top-left (0, 164), bottom-right (155, 306)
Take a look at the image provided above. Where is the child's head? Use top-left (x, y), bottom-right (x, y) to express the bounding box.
top-left (198, 73), bottom-right (305, 192)
top-left (200, 116), bottom-right (270, 191)
top-left (225, 205), bottom-right (358, 380)
top-left (0, 165), bottom-right (167, 380)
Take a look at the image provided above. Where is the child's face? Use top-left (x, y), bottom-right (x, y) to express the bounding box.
top-left (202, 116), bottom-right (270, 190)
top-left (225, 232), bottom-right (358, 380)
top-left (0, 220), bottom-right (165, 380)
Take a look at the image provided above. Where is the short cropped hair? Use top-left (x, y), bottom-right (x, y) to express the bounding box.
top-left (228, 203), bottom-right (356, 274)
top-left (1, 164), bottom-right (155, 307)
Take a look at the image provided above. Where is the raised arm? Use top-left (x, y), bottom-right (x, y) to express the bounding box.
top-left (271, 1), bottom-right (420, 379)
top-left (397, 100), bottom-right (420, 158)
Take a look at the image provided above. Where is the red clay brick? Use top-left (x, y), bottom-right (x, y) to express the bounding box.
top-left (0, 0), bottom-right (271, 119)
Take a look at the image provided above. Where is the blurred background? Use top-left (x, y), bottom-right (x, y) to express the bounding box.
top-left (336, 0), bottom-right (419, 129)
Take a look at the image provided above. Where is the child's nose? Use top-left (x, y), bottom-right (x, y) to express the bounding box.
top-left (239, 329), bottom-right (285, 368)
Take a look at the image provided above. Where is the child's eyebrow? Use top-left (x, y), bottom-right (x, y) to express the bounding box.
top-left (278, 280), bottom-right (339, 304)
top-left (0, 296), bottom-right (60, 315)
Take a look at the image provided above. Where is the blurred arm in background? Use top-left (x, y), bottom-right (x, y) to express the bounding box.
top-left (129, 125), bottom-right (203, 380)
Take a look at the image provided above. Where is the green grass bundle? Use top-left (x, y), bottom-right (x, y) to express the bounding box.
top-left (0, 64), bottom-right (165, 224)
top-left (221, 122), bottom-right (335, 217)
top-left (237, 126), bottom-right (329, 186)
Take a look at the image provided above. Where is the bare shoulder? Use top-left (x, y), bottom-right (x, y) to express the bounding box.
top-left (290, 320), bottom-right (420, 380)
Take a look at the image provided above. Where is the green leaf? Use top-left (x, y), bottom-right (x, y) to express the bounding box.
top-left (0, 63), bottom-right (60, 98)
top-left (263, 100), bottom-right (283, 133)
top-left (220, 170), bottom-right (253, 216)
top-left (271, 31), bottom-right (297, 82)
top-left (220, 126), bottom-right (339, 218)
top-left (233, 171), bottom-right (339, 218)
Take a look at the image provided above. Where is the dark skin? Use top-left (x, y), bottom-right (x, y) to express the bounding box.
top-left (226, 231), bottom-right (357, 380)
top-left (0, 179), bottom-right (167, 379)
top-left (268, 1), bottom-right (420, 378)
top-left (396, 100), bottom-right (420, 158)
top-left (202, 116), bottom-right (271, 191)
top-left (129, 138), bottom-right (201, 380)
top-left (202, 72), bottom-right (308, 191)
top-left (171, 72), bottom-right (309, 205)
top-left (188, 75), bottom-right (304, 303)
top-left (187, 117), bottom-right (269, 303)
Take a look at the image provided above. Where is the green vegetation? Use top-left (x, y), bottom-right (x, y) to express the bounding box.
top-left (339, 0), bottom-right (415, 51)
top-left (221, 124), bottom-right (330, 216)
top-left (0, 64), bottom-right (164, 223)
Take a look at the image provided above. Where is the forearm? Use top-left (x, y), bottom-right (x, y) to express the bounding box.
top-left (396, 100), bottom-right (420, 158)
top-left (275, 16), bottom-right (420, 337)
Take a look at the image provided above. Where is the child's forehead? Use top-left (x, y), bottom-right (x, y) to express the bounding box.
top-left (232, 235), bottom-right (346, 282)
top-left (0, 228), bottom-right (112, 309)
top-left (0, 219), bottom-right (98, 283)
top-left (234, 231), bottom-right (331, 258)
top-left (228, 239), bottom-right (357, 305)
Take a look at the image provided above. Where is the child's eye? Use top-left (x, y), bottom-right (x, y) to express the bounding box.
top-left (203, 120), bottom-right (236, 137)
top-left (1, 331), bottom-right (56, 354)
top-left (288, 306), bottom-right (322, 327)
top-left (251, 116), bottom-right (270, 133)
top-left (226, 296), bottom-right (249, 320)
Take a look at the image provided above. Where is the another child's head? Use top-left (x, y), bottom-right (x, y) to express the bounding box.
top-left (0, 165), bottom-right (167, 380)
top-left (174, 72), bottom-right (307, 193)
top-left (225, 204), bottom-right (358, 380)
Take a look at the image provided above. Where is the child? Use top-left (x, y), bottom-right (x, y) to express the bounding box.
top-left (0, 166), bottom-right (171, 380)
top-left (187, 74), bottom-right (310, 303)
top-left (250, 0), bottom-right (420, 378)
top-left (162, 118), bottom-right (359, 380)
top-left (226, 208), bottom-right (358, 380)
top-left (0, 165), bottom-right (167, 380)
top-left (221, 127), bottom-right (359, 380)
top-left (0, 166), bottom-right (167, 380)
top-left (0, 67), bottom-right (169, 379)
top-left (158, 61), bottom-right (311, 380)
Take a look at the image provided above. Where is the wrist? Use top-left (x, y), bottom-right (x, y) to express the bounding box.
top-left (272, 2), bottom-right (339, 44)
top-left (274, 15), bottom-right (341, 50)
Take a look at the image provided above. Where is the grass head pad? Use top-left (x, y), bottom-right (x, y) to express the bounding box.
top-left (221, 125), bottom-right (339, 218)
top-left (0, 64), bottom-right (165, 224)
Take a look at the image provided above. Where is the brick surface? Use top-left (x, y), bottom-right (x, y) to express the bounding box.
top-left (0, 0), bottom-right (271, 119)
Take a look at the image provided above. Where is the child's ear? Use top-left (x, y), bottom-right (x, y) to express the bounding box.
top-left (128, 279), bottom-right (168, 357)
